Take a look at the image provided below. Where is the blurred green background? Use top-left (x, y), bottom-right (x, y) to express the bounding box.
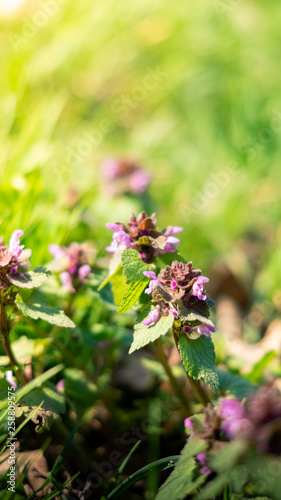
top-left (1, 0), bottom-right (281, 303)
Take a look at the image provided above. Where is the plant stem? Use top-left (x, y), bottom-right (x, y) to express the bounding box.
top-left (155, 338), bottom-right (191, 415)
top-left (187, 376), bottom-right (210, 407)
top-left (0, 298), bottom-right (26, 386)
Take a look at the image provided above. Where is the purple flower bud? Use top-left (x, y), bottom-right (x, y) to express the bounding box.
top-left (101, 159), bottom-right (120, 180)
top-left (56, 379), bottom-right (65, 392)
top-left (143, 271), bottom-right (162, 294)
top-left (169, 304), bottom-right (178, 317)
top-left (60, 271), bottom-right (72, 288)
top-left (220, 398), bottom-right (245, 438)
top-left (192, 276), bottom-right (209, 300)
top-left (5, 370), bottom-right (17, 390)
top-left (129, 170), bottom-right (151, 194)
top-left (196, 453), bottom-right (211, 476)
top-left (106, 223), bottom-right (120, 231)
top-left (9, 230), bottom-right (24, 258)
top-left (184, 418), bottom-right (194, 436)
top-left (143, 305), bottom-right (160, 326)
top-left (49, 244), bottom-right (64, 259)
top-left (184, 323), bottom-right (215, 338)
top-left (78, 264), bottom-right (91, 279)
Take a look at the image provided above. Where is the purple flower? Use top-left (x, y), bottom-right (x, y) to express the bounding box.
top-left (220, 398), bottom-right (245, 438)
top-left (78, 264), bottom-right (91, 279)
top-left (5, 370), bottom-right (17, 391)
top-left (129, 170), bottom-right (151, 194)
top-left (143, 271), bottom-right (162, 294)
top-left (184, 323), bottom-right (215, 338)
top-left (105, 226), bottom-right (131, 253)
top-left (49, 244), bottom-right (64, 260)
top-left (196, 453), bottom-right (211, 475)
top-left (143, 305), bottom-right (160, 326)
top-left (9, 230), bottom-right (24, 258)
top-left (169, 304), bottom-right (178, 317)
top-left (56, 379), bottom-right (65, 392)
top-left (160, 226), bottom-right (183, 254)
top-left (106, 223), bottom-right (120, 231)
top-left (101, 159), bottom-right (120, 181)
top-left (184, 418), bottom-right (194, 438)
top-left (192, 276), bottom-right (209, 300)
top-left (60, 271), bottom-right (72, 289)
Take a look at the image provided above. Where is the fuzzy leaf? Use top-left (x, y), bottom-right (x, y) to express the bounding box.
top-left (15, 385), bottom-right (66, 432)
top-left (121, 248), bottom-right (149, 285)
top-left (155, 438), bottom-right (207, 500)
top-left (118, 249), bottom-right (150, 313)
top-left (178, 335), bottom-right (219, 391)
top-left (118, 279), bottom-right (149, 313)
top-left (129, 307), bottom-right (174, 354)
top-left (110, 265), bottom-right (128, 306)
top-left (178, 304), bottom-right (215, 328)
top-left (7, 266), bottom-right (52, 289)
top-left (217, 368), bottom-right (256, 398)
top-left (15, 290), bottom-right (75, 328)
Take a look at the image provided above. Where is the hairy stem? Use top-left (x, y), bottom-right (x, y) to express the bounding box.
top-left (187, 376), bottom-right (211, 407)
top-left (155, 338), bottom-right (191, 415)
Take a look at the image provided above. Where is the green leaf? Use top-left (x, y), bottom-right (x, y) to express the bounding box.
top-left (0, 364), bottom-right (64, 414)
top-left (197, 441), bottom-right (247, 500)
top-left (0, 378), bottom-right (10, 400)
top-left (15, 290), bottom-right (75, 328)
top-left (155, 438), bottom-right (207, 500)
top-left (247, 351), bottom-right (276, 384)
top-left (7, 266), bottom-right (52, 289)
top-left (118, 249), bottom-right (150, 313)
top-left (110, 264), bottom-right (128, 306)
top-left (129, 308), bottom-right (174, 354)
top-left (178, 335), bottom-right (219, 391)
top-left (118, 279), bottom-right (149, 313)
top-left (217, 368), bottom-right (256, 398)
top-left (179, 307), bottom-right (215, 329)
top-left (98, 263), bottom-right (122, 291)
top-left (15, 385), bottom-right (66, 432)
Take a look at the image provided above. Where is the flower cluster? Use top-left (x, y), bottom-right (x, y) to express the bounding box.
top-left (101, 158), bottom-right (151, 196)
top-left (185, 387), bottom-right (281, 473)
top-left (49, 242), bottom-right (95, 292)
top-left (142, 261), bottom-right (214, 337)
top-left (0, 230), bottom-right (31, 290)
top-left (106, 211), bottom-right (183, 263)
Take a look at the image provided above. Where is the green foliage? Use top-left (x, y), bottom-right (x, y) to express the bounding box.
top-left (8, 267), bottom-right (52, 289)
top-left (247, 351), bottom-right (277, 384)
top-left (118, 249), bottom-right (150, 313)
top-left (217, 368), bottom-right (257, 398)
top-left (64, 368), bottom-right (98, 407)
top-left (155, 438), bottom-right (207, 500)
top-left (178, 336), bottom-right (219, 391)
top-left (15, 290), bottom-right (75, 328)
top-left (15, 385), bottom-right (66, 432)
top-left (197, 441), bottom-right (247, 500)
top-left (129, 307), bottom-right (174, 354)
